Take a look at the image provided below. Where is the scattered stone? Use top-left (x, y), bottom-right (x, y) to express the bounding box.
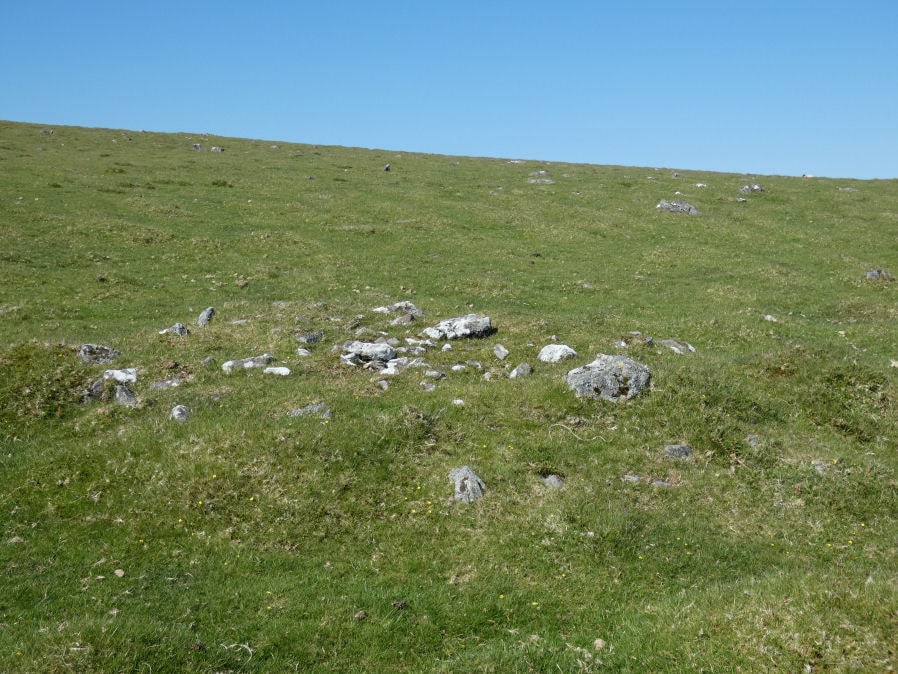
top-left (420, 381), bottom-right (437, 392)
top-left (419, 314), bottom-right (495, 340)
top-left (197, 307), bottom-right (215, 327)
top-left (263, 366), bottom-right (291, 376)
top-left (288, 403), bottom-right (332, 419)
top-left (448, 466), bottom-right (486, 504)
top-left (739, 183), bottom-right (764, 194)
top-left (811, 460), bottom-right (829, 475)
top-left (170, 405), bottom-right (190, 422)
top-left (295, 348), bottom-right (312, 357)
top-left (381, 357), bottom-right (427, 376)
top-left (114, 385), bottom-right (138, 407)
top-left (390, 313), bottom-right (416, 326)
top-left (451, 364), bottom-right (467, 372)
top-left (159, 322), bottom-right (190, 336)
top-left (342, 341), bottom-right (397, 364)
top-left (296, 330), bottom-right (325, 344)
top-left (202, 356), bottom-right (216, 366)
top-left (746, 434), bottom-right (761, 447)
top-left (656, 199), bottom-right (700, 215)
top-left (424, 369), bottom-right (445, 379)
top-left (493, 344), bottom-right (510, 360)
top-left (452, 398), bottom-right (465, 406)
top-left (866, 269), bottom-right (894, 281)
top-left (81, 378), bottom-right (105, 403)
top-left (372, 301), bottom-right (423, 317)
top-left (665, 443), bottom-right (693, 459)
top-left (541, 474), bottom-right (565, 489)
top-left (538, 344), bottom-right (577, 363)
top-left (221, 353), bottom-right (274, 373)
top-left (103, 368), bottom-right (138, 384)
top-left (79, 344), bottom-right (120, 364)
top-left (211, 146), bottom-right (225, 153)
top-left (622, 474), bottom-right (642, 483)
top-left (660, 339), bottom-right (695, 355)
top-left (564, 354), bottom-right (651, 402)
top-left (837, 186), bottom-right (858, 192)
top-left (354, 610), bottom-right (368, 621)
top-left (509, 363), bottom-right (533, 379)
top-left (376, 380), bottom-right (389, 391)
top-left (764, 314), bottom-right (779, 323)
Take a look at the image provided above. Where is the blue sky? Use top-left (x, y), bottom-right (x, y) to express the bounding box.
top-left (3, 1), bottom-right (896, 178)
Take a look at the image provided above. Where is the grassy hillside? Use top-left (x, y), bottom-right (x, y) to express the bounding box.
top-left (1, 120), bottom-right (896, 672)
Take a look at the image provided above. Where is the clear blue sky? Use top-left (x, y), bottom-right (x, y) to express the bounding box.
top-left (3, 1), bottom-right (896, 179)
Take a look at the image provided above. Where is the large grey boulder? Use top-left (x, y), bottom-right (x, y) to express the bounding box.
top-left (449, 466), bottom-right (486, 503)
top-left (564, 354), bottom-right (651, 402)
top-left (420, 314), bottom-right (494, 340)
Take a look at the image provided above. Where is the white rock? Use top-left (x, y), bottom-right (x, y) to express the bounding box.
top-left (170, 405), bottom-right (190, 422)
top-left (538, 344), bottom-right (577, 363)
top-left (263, 366), bottom-right (291, 376)
top-left (103, 368), bottom-right (138, 384)
top-left (493, 344), bottom-right (510, 360)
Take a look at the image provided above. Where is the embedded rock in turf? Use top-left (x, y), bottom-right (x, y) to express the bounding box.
top-left (197, 306), bottom-right (215, 327)
top-left (449, 466), bottom-right (486, 503)
top-left (79, 343), bottom-right (120, 364)
top-left (565, 354), bottom-right (651, 402)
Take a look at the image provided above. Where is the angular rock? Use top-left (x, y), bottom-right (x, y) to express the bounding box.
top-left (159, 322), bottom-right (190, 336)
top-left (866, 269), bottom-right (894, 281)
top-left (79, 344), bottom-right (120, 364)
top-left (538, 344), bottom-right (577, 363)
top-left (419, 314), bottom-right (494, 340)
top-left (494, 343), bottom-right (510, 360)
top-left (656, 199), bottom-right (700, 215)
top-left (197, 307), bottom-right (215, 327)
top-left (221, 353), bottom-right (274, 373)
top-left (372, 301), bottom-right (423, 317)
top-left (342, 341), bottom-right (397, 363)
top-left (103, 368), bottom-right (138, 384)
top-left (295, 347), bottom-right (312, 357)
top-left (665, 443), bottom-right (693, 459)
top-left (660, 339), bottom-right (695, 355)
top-left (114, 385), bottom-right (138, 407)
top-left (448, 466), bottom-right (486, 504)
top-left (170, 405), bottom-right (190, 422)
top-left (564, 354), bottom-right (651, 402)
top-left (381, 357), bottom-right (427, 376)
top-left (509, 363), bottom-right (533, 379)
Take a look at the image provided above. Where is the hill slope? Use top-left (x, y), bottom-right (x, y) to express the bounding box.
top-left (1, 120), bottom-right (897, 671)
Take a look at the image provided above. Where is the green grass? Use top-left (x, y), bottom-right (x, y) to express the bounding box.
top-left (1, 120), bottom-right (897, 672)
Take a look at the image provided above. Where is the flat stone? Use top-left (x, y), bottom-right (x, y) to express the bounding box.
top-left (656, 199), bottom-right (700, 215)
top-left (665, 443), bottom-right (693, 459)
top-left (538, 344), bottom-right (577, 363)
top-left (221, 354), bottom-right (274, 373)
top-left (541, 474), bottom-right (565, 489)
top-left (263, 366), bottom-right (291, 376)
top-left (288, 403), bottom-right (332, 419)
top-left (342, 341), bottom-right (397, 362)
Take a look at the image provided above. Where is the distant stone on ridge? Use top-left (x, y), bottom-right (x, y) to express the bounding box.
top-left (197, 307), bottom-right (215, 327)
top-left (79, 344), bottom-right (121, 364)
top-left (448, 466), bottom-right (486, 504)
top-left (656, 199), bottom-right (700, 215)
top-left (565, 354), bottom-right (651, 402)
top-left (419, 314), bottom-right (495, 340)
top-left (739, 183), bottom-right (764, 195)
